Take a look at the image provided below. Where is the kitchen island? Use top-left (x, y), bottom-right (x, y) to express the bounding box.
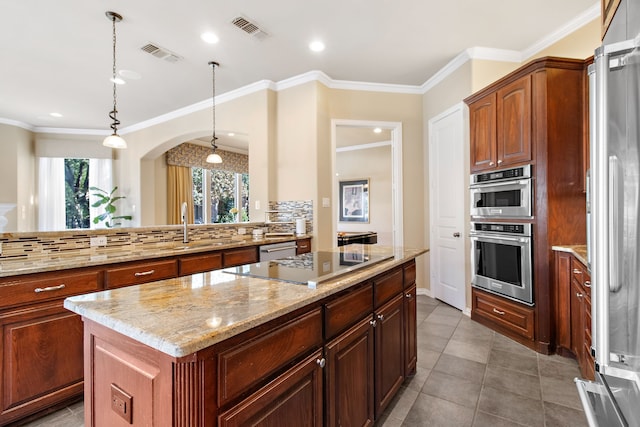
top-left (64, 245), bottom-right (425, 426)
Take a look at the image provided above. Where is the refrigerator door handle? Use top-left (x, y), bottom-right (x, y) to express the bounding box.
top-left (609, 155), bottom-right (623, 293)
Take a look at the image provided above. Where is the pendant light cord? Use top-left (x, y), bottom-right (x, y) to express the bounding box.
top-left (210, 61), bottom-right (219, 148)
top-left (109, 15), bottom-right (120, 134)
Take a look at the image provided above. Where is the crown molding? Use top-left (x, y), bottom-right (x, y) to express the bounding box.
top-left (0, 117), bottom-right (35, 132)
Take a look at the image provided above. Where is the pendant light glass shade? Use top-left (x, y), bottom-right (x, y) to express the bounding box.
top-left (206, 61), bottom-right (221, 164)
top-left (103, 11), bottom-right (127, 149)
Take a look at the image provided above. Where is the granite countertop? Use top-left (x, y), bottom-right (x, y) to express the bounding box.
top-left (64, 245), bottom-right (427, 358)
top-left (552, 244), bottom-right (588, 269)
top-left (0, 235), bottom-right (310, 278)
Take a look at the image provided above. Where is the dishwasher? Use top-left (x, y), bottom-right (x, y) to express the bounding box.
top-left (259, 241), bottom-right (298, 261)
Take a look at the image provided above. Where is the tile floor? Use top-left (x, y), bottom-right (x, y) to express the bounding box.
top-left (21, 295), bottom-right (587, 427)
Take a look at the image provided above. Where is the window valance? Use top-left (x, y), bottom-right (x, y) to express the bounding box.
top-left (166, 142), bottom-right (248, 174)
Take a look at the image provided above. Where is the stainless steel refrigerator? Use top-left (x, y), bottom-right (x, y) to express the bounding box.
top-left (576, 1), bottom-right (640, 425)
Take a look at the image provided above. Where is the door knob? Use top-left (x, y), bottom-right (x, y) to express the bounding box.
top-left (453, 232), bottom-right (461, 238)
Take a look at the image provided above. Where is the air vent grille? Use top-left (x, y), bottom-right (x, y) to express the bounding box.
top-left (231, 16), bottom-right (269, 39)
top-left (140, 43), bottom-right (183, 63)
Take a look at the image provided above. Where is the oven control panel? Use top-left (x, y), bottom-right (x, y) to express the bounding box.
top-left (472, 222), bottom-right (531, 236)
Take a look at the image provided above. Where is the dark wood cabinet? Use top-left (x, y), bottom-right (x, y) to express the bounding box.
top-left (218, 350), bottom-right (324, 427)
top-left (0, 301), bottom-right (84, 425)
top-left (296, 238), bottom-right (312, 255)
top-left (325, 317), bottom-right (375, 427)
top-left (374, 294), bottom-right (405, 417)
top-left (496, 75), bottom-right (532, 168)
top-left (222, 247), bottom-right (258, 267)
top-left (469, 92), bottom-right (497, 172)
top-left (178, 252), bottom-right (223, 276)
top-left (554, 250), bottom-right (594, 380)
top-left (466, 57), bottom-right (588, 354)
top-left (105, 259), bottom-right (178, 289)
top-left (404, 284), bottom-right (417, 376)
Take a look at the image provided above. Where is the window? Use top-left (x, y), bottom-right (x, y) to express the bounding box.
top-left (192, 167), bottom-right (249, 224)
top-left (38, 158), bottom-right (112, 230)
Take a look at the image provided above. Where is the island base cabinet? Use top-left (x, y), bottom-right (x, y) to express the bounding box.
top-left (0, 302), bottom-right (84, 426)
top-left (218, 350), bottom-right (323, 427)
top-left (325, 317), bottom-right (375, 427)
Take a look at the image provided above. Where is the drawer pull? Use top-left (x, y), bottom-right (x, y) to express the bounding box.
top-left (576, 292), bottom-right (583, 298)
top-left (492, 308), bottom-right (505, 316)
top-left (134, 269), bottom-right (155, 277)
top-left (316, 358), bottom-right (326, 368)
top-left (370, 319), bottom-right (377, 327)
top-left (573, 268), bottom-right (583, 275)
top-left (377, 314), bottom-right (384, 321)
top-left (584, 281), bottom-right (591, 288)
top-left (299, 244), bottom-right (308, 249)
top-left (405, 293), bottom-right (412, 298)
top-left (34, 284), bottom-right (66, 293)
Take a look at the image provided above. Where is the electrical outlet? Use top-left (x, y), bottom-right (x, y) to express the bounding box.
top-left (322, 197), bottom-right (330, 208)
top-left (90, 236), bottom-right (107, 247)
top-left (110, 383), bottom-right (132, 423)
top-left (255, 200), bottom-right (261, 210)
top-left (237, 228), bottom-right (246, 235)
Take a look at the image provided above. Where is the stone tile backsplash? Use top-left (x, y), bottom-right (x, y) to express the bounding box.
top-left (0, 200), bottom-right (313, 261)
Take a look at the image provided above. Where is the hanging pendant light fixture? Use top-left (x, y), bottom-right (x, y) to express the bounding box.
top-left (206, 61), bottom-right (222, 164)
top-left (103, 11), bottom-right (127, 149)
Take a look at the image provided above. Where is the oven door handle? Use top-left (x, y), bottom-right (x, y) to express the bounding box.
top-left (469, 179), bottom-right (529, 189)
top-left (470, 234), bottom-right (529, 244)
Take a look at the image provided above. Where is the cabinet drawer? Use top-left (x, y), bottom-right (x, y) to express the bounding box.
top-left (105, 259), bottom-right (177, 289)
top-left (472, 289), bottom-right (534, 340)
top-left (178, 252), bottom-right (222, 276)
top-left (218, 307), bottom-right (323, 407)
top-left (296, 238), bottom-right (311, 255)
top-left (570, 257), bottom-right (591, 294)
top-left (0, 270), bottom-right (101, 308)
top-left (223, 247), bottom-right (258, 267)
top-left (374, 268), bottom-right (403, 308)
top-left (403, 261), bottom-right (416, 287)
top-left (324, 283), bottom-right (373, 340)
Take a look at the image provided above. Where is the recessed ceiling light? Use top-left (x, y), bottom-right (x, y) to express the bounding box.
top-left (309, 40), bottom-right (325, 52)
top-left (119, 69), bottom-right (141, 80)
top-left (49, 112), bottom-right (63, 118)
top-left (373, 127), bottom-right (382, 133)
top-left (201, 32), bottom-right (219, 44)
top-left (228, 132), bottom-right (235, 137)
top-left (110, 77), bottom-right (126, 85)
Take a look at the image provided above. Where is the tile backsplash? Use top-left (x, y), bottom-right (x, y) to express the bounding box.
top-left (0, 200), bottom-right (313, 261)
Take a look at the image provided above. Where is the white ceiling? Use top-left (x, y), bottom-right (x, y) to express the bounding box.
top-left (1, 0), bottom-right (597, 138)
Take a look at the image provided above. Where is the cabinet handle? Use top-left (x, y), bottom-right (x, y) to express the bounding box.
top-left (584, 281), bottom-right (591, 288)
top-left (134, 269), bottom-right (155, 277)
top-left (377, 314), bottom-right (384, 321)
top-left (316, 358), bottom-right (326, 368)
top-left (576, 292), bottom-right (583, 298)
top-left (34, 284), bottom-right (66, 293)
top-left (405, 293), bottom-right (412, 298)
top-left (370, 319), bottom-right (377, 327)
top-left (497, 159), bottom-right (503, 164)
top-left (573, 268), bottom-right (583, 275)
top-left (299, 244), bottom-right (308, 249)
top-left (489, 161), bottom-right (495, 166)
top-left (492, 308), bottom-right (505, 316)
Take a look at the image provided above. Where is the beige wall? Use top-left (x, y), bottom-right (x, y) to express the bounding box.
top-left (526, 18), bottom-right (600, 62)
top-left (0, 124), bottom-right (34, 231)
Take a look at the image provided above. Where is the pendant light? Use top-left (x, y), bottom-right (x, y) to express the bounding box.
top-left (103, 11), bottom-right (127, 149)
top-left (206, 61), bottom-right (222, 164)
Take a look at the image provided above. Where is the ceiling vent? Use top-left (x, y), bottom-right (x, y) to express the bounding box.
top-left (231, 16), bottom-right (269, 40)
top-left (140, 43), bottom-right (182, 63)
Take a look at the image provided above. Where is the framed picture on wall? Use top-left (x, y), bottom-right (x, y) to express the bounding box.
top-left (339, 179), bottom-right (369, 223)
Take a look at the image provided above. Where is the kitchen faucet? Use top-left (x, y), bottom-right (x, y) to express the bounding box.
top-left (181, 202), bottom-right (188, 243)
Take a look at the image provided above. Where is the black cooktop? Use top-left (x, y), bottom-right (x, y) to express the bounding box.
top-left (223, 247), bottom-right (394, 288)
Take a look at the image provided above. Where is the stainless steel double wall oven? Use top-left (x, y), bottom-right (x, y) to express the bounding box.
top-left (470, 165), bottom-right (534, 305)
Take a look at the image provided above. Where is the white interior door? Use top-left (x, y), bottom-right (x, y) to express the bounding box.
top-left (429, 104), bottom-right (466, 310)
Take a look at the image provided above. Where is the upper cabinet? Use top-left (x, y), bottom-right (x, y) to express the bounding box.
top-left (468, 75), bottom-right (532, 172)
top-left (602, 0), bottom-right (622, 38)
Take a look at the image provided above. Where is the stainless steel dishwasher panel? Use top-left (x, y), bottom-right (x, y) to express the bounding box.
top-left (259, 241), bottom-right (298, 261)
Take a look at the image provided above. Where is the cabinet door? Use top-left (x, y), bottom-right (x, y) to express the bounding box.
top-left (374, 294), bottom-right (404, 417)
top-left (570, 280), bottom-right (584, 362)
top-left (554, 252), bottom-right (572, 351)
top-left (325, 316), bottom-right (375, 427)
top-left (0, 302), bottom-right (84, 425)
top-left (218, 350), bottom-right (324, 427)
top-left (404, 284), bottom-right (417, 376)
top-left (496, 75), bottom-right (532, 168)
top-left (469, 92), bottom-right (497, 172)
top-left (296, 238), bottom-right (312, 255)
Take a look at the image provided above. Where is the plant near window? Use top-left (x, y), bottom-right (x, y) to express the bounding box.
top-left (90, 186), bottom-right (132, 228)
